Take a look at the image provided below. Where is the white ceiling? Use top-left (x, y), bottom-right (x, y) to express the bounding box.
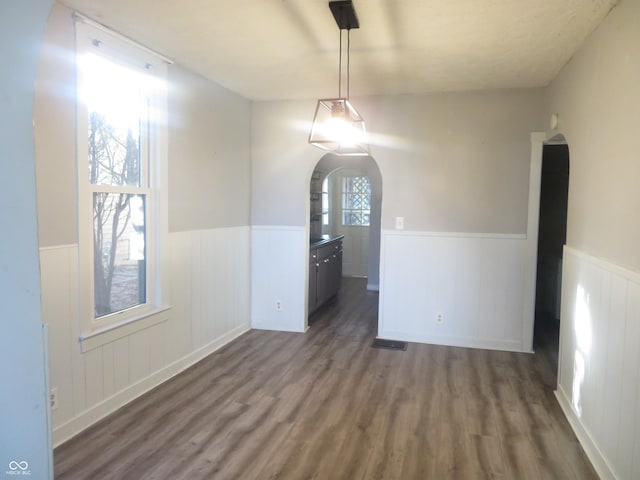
top-left (58, 0), bottom-right (619, 101)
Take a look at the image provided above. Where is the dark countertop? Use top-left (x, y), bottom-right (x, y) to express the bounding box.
top-left (310, 234), bottom-right (344, 248)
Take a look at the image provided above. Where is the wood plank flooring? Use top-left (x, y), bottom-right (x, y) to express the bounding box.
top-left (54, 278), bottom-right (597, 479)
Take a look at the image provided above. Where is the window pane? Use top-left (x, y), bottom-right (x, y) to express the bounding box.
top-left (89, 112), bottom-right (141, 187)
top-left (322, 177), bottom-right (329, 226)
top-left (93, 193), bottom-right (146, 317)
top-left (343, 211), bottom-right (356, 225)
top-left (341, 175), bottom-right (371, 226)
top-left (83, 53), bottom-right (146, 187)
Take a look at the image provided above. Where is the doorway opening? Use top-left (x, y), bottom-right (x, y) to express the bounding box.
top-left (533, 142), bottom-right (569, 376)
top-left (307, 153), bottom-right (382, 332)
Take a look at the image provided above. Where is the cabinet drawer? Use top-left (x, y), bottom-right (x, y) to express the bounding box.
top-left (318, 241), bottom-right (342, 260)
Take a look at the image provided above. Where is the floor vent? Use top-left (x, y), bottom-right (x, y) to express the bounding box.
top-left (371, 338), bottom-right (408, 351)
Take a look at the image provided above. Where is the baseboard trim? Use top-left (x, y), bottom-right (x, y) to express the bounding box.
top-left (378, 329), bottom-right (525, 353)
top-left (555, 385), bottom-right (616, 480)
top-left (52, 323), bottom-right (250, 447)
top-left (251, 324), bottom-right (307, 333)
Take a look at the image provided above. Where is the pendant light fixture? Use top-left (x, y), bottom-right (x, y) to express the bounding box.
top-left (309, 0), bottom-right (369, 156)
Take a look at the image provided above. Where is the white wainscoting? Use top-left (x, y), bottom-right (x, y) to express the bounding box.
top-left (379, 230), bottom-right (531, 352)
top-left (40, 226), bottom-right (251, 447)
top-left (556, 246), bottom-right (640, 480)
top-left (251, 225), bottom-right (307, 333)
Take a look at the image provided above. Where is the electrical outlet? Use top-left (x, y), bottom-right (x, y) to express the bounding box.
top-left (275, 300), bottom-right (283, 311)
top-left (50, 388), bottom-right (58, 410)
top-left (435, 313), bottom-right (444, 325)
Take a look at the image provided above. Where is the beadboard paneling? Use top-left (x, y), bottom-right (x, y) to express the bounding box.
top-left (251, 226), bottom-right (307, 332)
top-left (556, 246), bottom-right (640, 480)
top-left (38, 245), bottom-right (80, 429)
top-left (379, 230), bottom-right (530, 352)
top-left (40, 226), bottom-right (251, 447)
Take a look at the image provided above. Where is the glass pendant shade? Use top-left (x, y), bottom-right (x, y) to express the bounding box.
top-left (309, 98), bottom-right (369, 156)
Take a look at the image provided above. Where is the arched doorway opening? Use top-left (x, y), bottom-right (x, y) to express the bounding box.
top-left (534, 135), bottom-right (570, 374)
top-left (306, 153), bottom-right (383, 329)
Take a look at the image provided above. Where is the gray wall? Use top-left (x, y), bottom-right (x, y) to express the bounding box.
top-left (0, 1), bottom-right (54, 478)
top-left (34, 3), bottom-right (253, 247)
top-left (547, 0), bottom-right (640, 271)
top-left (252, 89), bottom-right (546, 233)
top-left (361, 91), bottom-right (546, 233)
top-left (34, 4), bottom-right (77, 247)
top-left (251, 100), bottom-right (314, 226)
top-left (168, 66), bottom-right (251, 232)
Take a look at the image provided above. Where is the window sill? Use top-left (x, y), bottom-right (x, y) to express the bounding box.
top-left (79, 305), bottom-right (171, 352)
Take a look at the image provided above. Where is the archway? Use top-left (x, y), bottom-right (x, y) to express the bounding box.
top-left (306, 153), bottom-right (383, 328)
top-left (534, 136), bottom-right (570, 374)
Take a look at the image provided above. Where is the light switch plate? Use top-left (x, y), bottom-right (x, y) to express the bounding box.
top-left (395, 217), bottom-right (404, 230)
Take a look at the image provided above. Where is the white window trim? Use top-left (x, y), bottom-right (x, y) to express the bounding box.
top-left (75, 17), bottom-right (170, 344)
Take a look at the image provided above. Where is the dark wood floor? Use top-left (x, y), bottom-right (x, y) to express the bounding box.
top-left (54, 278), bottom-right (596, 479)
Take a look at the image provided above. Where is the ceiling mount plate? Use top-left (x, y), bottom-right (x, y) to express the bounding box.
top-left (329, 0), bottom-right (360, 30)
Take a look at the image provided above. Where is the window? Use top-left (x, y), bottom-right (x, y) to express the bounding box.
top-left (76, 18), bottom-right (168, 333)
top-left (322, 176), bottom-right (330, 226)
top-left (341, 176), bottom-right (371, 226)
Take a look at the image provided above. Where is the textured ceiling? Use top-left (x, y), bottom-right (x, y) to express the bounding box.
top-left (58, 0), bottom-right (619, 101)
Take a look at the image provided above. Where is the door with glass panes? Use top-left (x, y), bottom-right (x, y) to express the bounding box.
top-left (331, 170), bottom-right (370, 277)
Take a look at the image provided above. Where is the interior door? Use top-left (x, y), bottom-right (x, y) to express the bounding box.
top-left (333, 170), bottom-right (369, 278)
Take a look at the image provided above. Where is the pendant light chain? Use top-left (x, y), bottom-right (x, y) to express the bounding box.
top-left (336, 7), bottom-right (353, 101)
top-left (347, 28), bottom-right (351, 100)
top-left (338, 28), bottom-right (343, 98)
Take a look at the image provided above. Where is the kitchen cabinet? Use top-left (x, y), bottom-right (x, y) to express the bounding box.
top-left (309, 236), bottom-right (343, 315)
